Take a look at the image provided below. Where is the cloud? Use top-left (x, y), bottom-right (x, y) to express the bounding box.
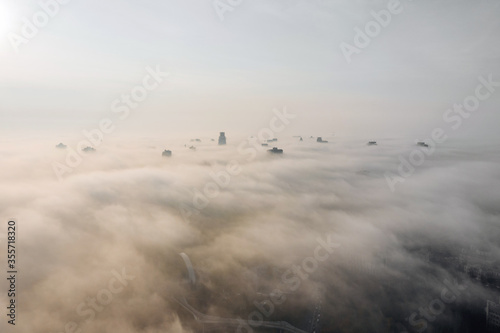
top-left (0, 135), bottom-right (499, 332)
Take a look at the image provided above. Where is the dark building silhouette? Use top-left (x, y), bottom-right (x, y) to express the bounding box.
top-left (82, 146), bottom-right (95, 152)
top-left (268, 147), bottom-right (283, 154)
top-left (218, 132), bottom-right (226, 145)
top-left (368, 141), bottom-right (377, 145)
top-left (417, 141), bottom-right (429, 147)
top-left (317, 137), bottom-right (328, 143)
top-left (162, 150), bottom-right (172, 157)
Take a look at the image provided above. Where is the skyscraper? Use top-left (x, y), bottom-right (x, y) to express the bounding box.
top-left (486, 298), bottom-right (500, 331)
top-left (218, 132), bottom-right (226, 145)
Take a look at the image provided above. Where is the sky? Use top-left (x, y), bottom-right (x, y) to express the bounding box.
top-left (1, 0), bottom-right (499, 140)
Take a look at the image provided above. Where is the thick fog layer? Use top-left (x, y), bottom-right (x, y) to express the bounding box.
top-left (0, 135), bottom-right (498, 332)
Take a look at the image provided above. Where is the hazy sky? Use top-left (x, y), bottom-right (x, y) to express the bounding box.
top-left (1, 0), bottom-right (499, 139)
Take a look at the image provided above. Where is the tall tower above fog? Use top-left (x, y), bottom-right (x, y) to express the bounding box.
top-left (218, 132), bottom-right (226, 145)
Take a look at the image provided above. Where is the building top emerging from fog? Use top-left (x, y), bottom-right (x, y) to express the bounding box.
top-left (486, 298), bottom-right (500, 330)
top-left (218, 132), bottom-right (226, 145)
top-left (268, 147), bottom-right (283, 154)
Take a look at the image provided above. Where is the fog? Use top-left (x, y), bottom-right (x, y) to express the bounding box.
top-left (1, 134), bottom-right (499, 332)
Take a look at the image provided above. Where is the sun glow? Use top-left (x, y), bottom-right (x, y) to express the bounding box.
top-left (0, 4), bottom-right (13, 37)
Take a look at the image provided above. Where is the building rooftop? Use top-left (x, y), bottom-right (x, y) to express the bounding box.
top-left (268, 147), bottom-right (283, 154)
